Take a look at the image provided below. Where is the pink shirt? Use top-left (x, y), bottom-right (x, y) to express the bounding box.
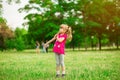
top-left (53, 33), bottom-right (67, 55)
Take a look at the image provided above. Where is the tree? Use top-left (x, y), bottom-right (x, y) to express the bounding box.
top-left (104, 0), bottom-right (120, 49)
top-left (81, 0), bottom-right (120, 50)
top-left (19, 0), bottom-right (85, 49)
top-left (0, 17), bottom-right (14, 51)
top-left (19, 0), bottom-right (120, 50)
top-left (5, 27), bottom-right (27, 51)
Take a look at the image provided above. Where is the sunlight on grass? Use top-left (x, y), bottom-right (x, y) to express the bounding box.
top-left (0, 50), bottom-right (120, 80)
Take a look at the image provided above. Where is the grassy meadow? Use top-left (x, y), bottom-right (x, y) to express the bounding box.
top-left (0, 50), bottom-right (120, 80)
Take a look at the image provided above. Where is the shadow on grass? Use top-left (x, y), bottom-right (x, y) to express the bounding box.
top-left (0, 48), bottom-right (120, 54)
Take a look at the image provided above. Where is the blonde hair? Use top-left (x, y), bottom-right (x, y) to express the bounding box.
top-left (60, 24), bottom-right (72, 41)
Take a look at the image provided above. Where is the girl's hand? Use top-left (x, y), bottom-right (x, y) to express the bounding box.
top-left (45, 32), bottom-right (59, 45)
top-left (56, 35), bottom-right (59, 40)
top-left (56, 36), bottom-right (65, 42)
top-left (54, 33), bottom-right (59, 39)
top-left (44, 43), bottom-right (48, 48)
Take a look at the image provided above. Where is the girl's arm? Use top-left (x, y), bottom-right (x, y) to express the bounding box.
top-left (45, 33), bottom-right (58, 45)
top-left (46, 37), bottom-right (56, 45)
top-left (56, 36), bottom-right (65, 42)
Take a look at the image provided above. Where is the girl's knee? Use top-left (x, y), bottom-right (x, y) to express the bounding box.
top-left (60, 61), bottom-right (65, 67)
top-left (56, 62), bottom-right (60, 66)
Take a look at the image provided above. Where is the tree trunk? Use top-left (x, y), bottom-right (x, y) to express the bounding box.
top-left (71, 35), bottom-right (75, 51)
top-left (98, 37), bottom-right (102, 50)
top-left (0, 36), bottom-right (5, 51)
top-left (78, 43), bottom-right (80, 51)
top-left (116, 37), bottom-right (119, 49)
top-left (72, 42), bottom-right (75, 51)
top-left (91, 39), bottom-right (94, 50)
top-left (84, 28), bottom-right (87, 51)
top-left (85, 38), bottom-right (87, 50)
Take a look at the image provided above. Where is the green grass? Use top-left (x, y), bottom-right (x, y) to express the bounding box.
top-left (0, 50), bottom-right (120, 80)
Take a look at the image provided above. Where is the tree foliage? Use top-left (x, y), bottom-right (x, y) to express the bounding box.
top-left (0, 17), bottom-right (14, 51)
top-left (18, 0), bottom-right (120, 50)
top-left (1, 0), bottom-right (120, 51)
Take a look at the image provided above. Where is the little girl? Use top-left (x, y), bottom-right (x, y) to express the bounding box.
top-left (45, 24), bottom-right (72, 77)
